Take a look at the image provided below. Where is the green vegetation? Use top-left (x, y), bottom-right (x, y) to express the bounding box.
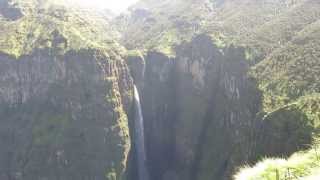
top-left (252, 24), bottom-right (320, 111)
top-left (0, 1), bottom-right (132, 179)
top-left (263, 94), bottom-right (320, 130)
top-left (127, 49), bottom-right (144, 58)
top-left (120, 1), bottom-right (320, 179)
top-left (0, 0), bottom-right (319, 179)
top-left (204, 1), bottom-right (320, 112)
top-left (235, 94), bottom-right (320, 179)
top-left (116, 0), bottom-right (210, 54)
top-left (0, 0), bottom-right (124, 58)
top-left (235, 138), bottom-right (320, 180)
top-left (151, 29), bottom-right (179, 56)
top-left (256, 94), bottom-right (320, 157)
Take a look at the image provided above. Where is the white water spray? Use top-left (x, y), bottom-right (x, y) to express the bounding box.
top-left (133, 85), bottom-right (149, 180)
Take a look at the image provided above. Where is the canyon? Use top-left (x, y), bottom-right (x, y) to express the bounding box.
top-left (0, 0), bottom-right (319, 180)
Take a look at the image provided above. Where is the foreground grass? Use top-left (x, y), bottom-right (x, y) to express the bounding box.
top-left (235, 139), bottom-right (320, 180)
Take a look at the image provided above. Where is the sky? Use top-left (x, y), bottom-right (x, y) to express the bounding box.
top-left (74, 0), bottom-right (139, 13)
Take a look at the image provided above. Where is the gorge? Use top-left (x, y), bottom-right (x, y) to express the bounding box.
top-left (127, 35), bottom-right (262, 180)
top-left (0, 0), bottom-right (320, 180)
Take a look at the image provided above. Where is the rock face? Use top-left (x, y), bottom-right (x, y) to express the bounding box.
top-left (130, 35), bottom-right (320, 180)
top-left (0, 1), bottom-right (133, 180)
top-left (140, 51), bottom-right (176, 180)
top-left (0, 48), bottom-right (133, 180)
top-left (173, 35), bottom-right (261, 180)
top-left (121, 0), bottom-right (320, 179)
top-left (1, 0), bottom-right (320, 180)
top-left (128, 34), bottom-right (261, 180)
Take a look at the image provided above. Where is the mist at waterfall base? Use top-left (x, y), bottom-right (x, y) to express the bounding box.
top-left (133, 85), bottom-right (150, 180)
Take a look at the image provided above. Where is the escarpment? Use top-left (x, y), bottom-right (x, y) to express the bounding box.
top-left (0, 1), bottom-right (133, 179)
top-left (127, 34), bottom-right (262, 180)
top-left (1, 0), bottom-right (320, 180)
top-left (126, 34), bottom-right (319, 180)
top-left (0, 48), bottom-right (133, 180)
top-left (122, 1), bottom-right (320, 179)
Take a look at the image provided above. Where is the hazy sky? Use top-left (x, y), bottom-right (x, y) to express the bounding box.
top-left (75, 0), bottom-right (139, 13)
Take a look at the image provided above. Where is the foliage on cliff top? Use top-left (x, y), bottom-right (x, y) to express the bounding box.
top-left (115, 0), bottom-right (213, 55)
top-left (0, 0), bottom-right (124, 58)
top-left (119, 0), bottom-right (320, 111)
top-left (235, 137), bottom-right (320, 180)
top-left (204, 0), bottom-right (320, 55)
top-left (117, 0), bottom-right (320, 57)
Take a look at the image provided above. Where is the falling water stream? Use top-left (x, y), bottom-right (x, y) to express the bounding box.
top-left (133, 85), bottom-right (149, 180)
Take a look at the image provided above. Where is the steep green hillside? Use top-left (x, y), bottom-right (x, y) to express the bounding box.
top-left (205, 0), bottom-right (320, 112)
top-left (252, 20), bottom-right (320, 111)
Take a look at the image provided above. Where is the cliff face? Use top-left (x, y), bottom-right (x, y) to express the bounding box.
top-left (0, 1), bottom-right (133, 180)
top-left (1, 0), bottom-right (320, 179)
top-left (173, 35), bottom-right (261, 180)
top-left (0, 49), bottom-right (133, 180)
top-left (128, 34), bottom-right (261, 180)
top-left (126, 31), bottom-right (320, 180)
top-left (122, 0), bottom-right (320, 179)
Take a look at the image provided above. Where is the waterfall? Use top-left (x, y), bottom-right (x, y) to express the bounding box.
top-left (133, 85), bottom-right (149, 180)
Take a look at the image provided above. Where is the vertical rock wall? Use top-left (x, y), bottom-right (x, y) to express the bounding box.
top-left (0, 48), bottom-right (133, 180)
top-left (128, 34), bottom-right (262, 180)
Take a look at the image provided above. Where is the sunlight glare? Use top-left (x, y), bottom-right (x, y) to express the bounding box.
top-left (72, 0), bottom-right (139, 13)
